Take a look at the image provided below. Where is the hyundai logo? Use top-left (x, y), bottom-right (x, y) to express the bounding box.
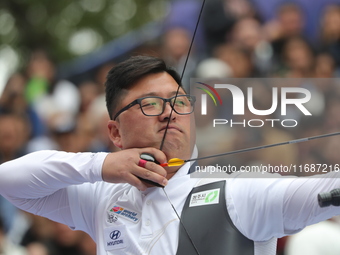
top-left (110, 230), bottom-right (121, 240)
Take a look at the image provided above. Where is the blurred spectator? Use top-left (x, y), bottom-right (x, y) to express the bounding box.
top-left (0, 73), bottom-right (27, 114)
top-left (314, 52), bottom-right (337, 78)
top-left (0, 113), bottom-right (31, 238)
top-left (285, 217), bottom-right (340, 255)
top-left (230, 17), bottom-right (274, 75)
top-left (73, 114), bottom-right (97, 152)
top-left (25, 51), bottom-right (55, 104)
top-left (18, 214), bottom-right (93, 255)
top-left (47, 112), bottom-right (78, 152)
top-left (201, 0), bottom-right (256, 54)
top-left (195, 58), bottom-right (233, 78)
top-left (321, 136), bottom-right (340, 169)
top-left (0, 214), bottom-right (27, 255)
top-left (0, 113), bottom-right (30, 163)
top-left (50, 223), bottom-right (84, 255)
top-left (86, 94), bottom-right (117, 153)
top-left (231, 17), bottom-right (263, 52)
top-left (318, 4), bottom-right (340, 67)
top-left (161, 27), bottom-right (197, 89)
top-left (0, 197), bottom-right (17, 235)
top-left (26, 242), bottom-right (49, 255)
top-left (77, 233), bottom-right (96, 255)
top-left (264, 3), bottom-right (305, 63)
top-left (0, 73), bottom-right (45, 138)
top-left (78, 81), bottom-right (100, 115)
top-left (20, 214), bottom-right (55, 250)
top-left (22, 49), bottom-right (82, 153)
top-left (25, 50), bottom-right (80, 127)
top-left (76, 75), bottom-right (115, 152)
top-left (95, 63), bottom-right (115, 95)
top-left (318, 5), bottom-right (340, 45)
top-left (280, 37), bottom-right (315, 77)
top-left (323, 95), bottom-right (340, 132)
top-left (165, 0), bottom-right (205, 52)
top-left (214, 43), bottom-right (255, 77)
top-left (162, 0), bottom-right (205, 88)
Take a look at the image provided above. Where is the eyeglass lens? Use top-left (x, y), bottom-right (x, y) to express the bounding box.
top-left (140, 96), bottom-right (193, 116)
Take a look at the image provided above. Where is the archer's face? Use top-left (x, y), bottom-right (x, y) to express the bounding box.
top-left (108, 72), bottom-right (195, 161)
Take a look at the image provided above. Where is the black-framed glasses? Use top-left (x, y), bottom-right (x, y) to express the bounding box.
top-left (113, 95), bottom-right (196, 120)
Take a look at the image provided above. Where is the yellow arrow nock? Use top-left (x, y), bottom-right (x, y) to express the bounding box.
top-left (160, 158), bottom-right (185, 167)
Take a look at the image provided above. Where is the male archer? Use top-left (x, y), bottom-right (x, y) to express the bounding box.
top-left (1, 55), bottom-right (340, 255)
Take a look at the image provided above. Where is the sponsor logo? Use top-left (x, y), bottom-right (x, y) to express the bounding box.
top-left (189, 188), bottom-right (220, 207)
top-left (109, 206), bottom-right (140, 223)
top-left (107, 240), bottom-right (124, 246)
top-left (104, 226), bottom-right (127, 251)
top-left (205, 190), bottom-right (218, 203)
top-left (110, 230), bottom-right (121, 240)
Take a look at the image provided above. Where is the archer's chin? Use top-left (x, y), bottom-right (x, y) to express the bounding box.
top-left (161, 140), bottom-right (191, 159)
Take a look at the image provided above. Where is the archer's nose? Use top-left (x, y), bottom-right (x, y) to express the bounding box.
top-left (158, 102), bottom-right (176, 121)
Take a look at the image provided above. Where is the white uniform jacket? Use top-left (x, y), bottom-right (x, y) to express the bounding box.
top-left (1, 150), bottom-right (340, 254)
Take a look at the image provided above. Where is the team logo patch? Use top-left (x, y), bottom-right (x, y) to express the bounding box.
top-left (189, 188), bottom-right (220, 207)
top-left (109, 205), bottom-right (140, 223)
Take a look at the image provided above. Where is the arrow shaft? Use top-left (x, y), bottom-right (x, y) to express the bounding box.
top-left (185, 131), bottom-right (340, 163)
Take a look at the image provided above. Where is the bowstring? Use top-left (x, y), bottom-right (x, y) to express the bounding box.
top-left (158, 1), bottom-right (206, 255)
top-left (159, 0), bottom-right (206, 151)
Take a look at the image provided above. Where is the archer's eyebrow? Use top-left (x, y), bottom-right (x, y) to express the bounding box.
top-left (137, 91), bottom-right (186, 98)
top-left (169, 91), bottom-right (186, 97)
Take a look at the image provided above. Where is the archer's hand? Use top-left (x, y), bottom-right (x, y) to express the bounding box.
top-left (102, 148), bottom-right (168, 191)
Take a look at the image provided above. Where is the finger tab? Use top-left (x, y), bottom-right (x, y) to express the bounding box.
top-left (138, 159), bottom-right (147, 168)
top-left (140, 153), bottom-right (160, 164)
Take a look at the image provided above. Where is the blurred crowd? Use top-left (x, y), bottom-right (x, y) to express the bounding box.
top-left (1, 0), bottom-right (340, 254)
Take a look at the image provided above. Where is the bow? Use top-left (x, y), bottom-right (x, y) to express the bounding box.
top-left (157, 1), bottom-right (206, 254)
top-left (155, 1), bottom-right (340, 253)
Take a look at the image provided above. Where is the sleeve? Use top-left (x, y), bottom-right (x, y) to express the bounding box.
top-left (226, 171), bottom-right (340, 242)
top-left (0, 150), bottom-right (107, 229)
top-left (282, 172), bottom-right (340, 235)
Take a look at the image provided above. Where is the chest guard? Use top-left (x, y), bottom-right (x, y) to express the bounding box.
top-left (176, 180), bottom-right (254, 255)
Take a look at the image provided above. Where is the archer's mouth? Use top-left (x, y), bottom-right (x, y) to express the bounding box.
top-left (159, 125), bottom-right (182, 133)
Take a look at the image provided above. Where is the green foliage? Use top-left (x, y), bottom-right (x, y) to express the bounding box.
top-left (0, 0), bottom-right (167, 64)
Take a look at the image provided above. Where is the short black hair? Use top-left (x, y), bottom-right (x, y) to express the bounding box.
top-left (105, 55), bottom-right (182, 119)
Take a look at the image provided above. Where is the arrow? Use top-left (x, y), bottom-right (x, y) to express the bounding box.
top-left (160, 131), bottom-right (340, 167)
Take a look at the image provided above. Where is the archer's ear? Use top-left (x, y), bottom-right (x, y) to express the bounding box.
top-left (108, 120), bottom-right (123, 149)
